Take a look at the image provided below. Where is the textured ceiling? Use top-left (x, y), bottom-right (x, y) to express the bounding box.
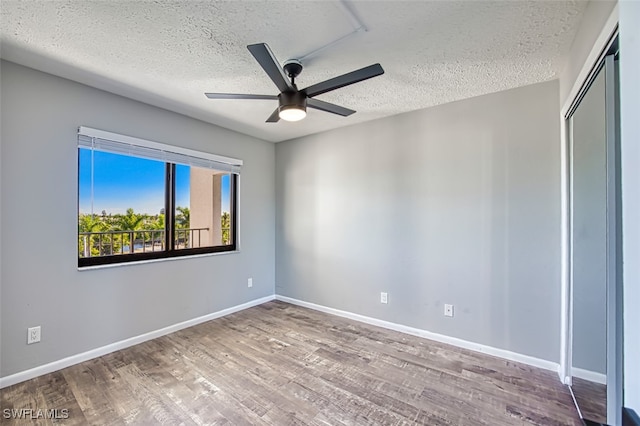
top-left (0, 1), bottom-right (587, 142)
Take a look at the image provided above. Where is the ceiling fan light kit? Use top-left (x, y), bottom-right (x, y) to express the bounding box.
top-left (279, 106), bottom-right (306, 122)
top-left (205, 43), bottom-right (384, 123)
top-left (278, 92), bottom-right (307, 122)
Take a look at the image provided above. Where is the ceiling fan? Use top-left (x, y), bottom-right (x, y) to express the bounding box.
top-left (205, 43), bottom-right (384, 123)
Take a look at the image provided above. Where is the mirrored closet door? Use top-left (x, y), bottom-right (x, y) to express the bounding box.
top-left (568, 38), bottom-right (620, 425)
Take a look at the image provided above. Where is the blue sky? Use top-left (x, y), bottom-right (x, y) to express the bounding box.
top-left (79, 149), bottom-right (230, 215)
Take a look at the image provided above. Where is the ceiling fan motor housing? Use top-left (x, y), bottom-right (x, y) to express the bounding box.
top-left (279, 90), bottom-right (307, 113)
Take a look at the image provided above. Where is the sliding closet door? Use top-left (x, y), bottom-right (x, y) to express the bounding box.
top-left (571, 61), bottom-right (608, 424)
top-left (569, 50), bottom-right (621, 425)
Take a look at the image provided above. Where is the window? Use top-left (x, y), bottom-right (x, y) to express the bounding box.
top-left (77, 127), bottom-right (241, 267)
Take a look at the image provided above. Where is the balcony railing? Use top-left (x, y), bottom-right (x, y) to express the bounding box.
top-left (78, 228), bottom-right (224, 258)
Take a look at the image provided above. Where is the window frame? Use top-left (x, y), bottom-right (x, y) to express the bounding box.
top-left (77, 127), bottom-right (240, 268)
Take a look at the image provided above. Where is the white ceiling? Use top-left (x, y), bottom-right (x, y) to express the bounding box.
top-left (0, 1), bottom-right (587, 142)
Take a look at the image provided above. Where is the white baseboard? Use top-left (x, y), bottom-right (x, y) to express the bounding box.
top-left (572, 367), bottom-right (607, 385)
top-left (0, 295), bottom-right (275, 389)
top-left (275, 295), bottom-right (559, 373)
top-left (2, 294), bottom-right (563, 389)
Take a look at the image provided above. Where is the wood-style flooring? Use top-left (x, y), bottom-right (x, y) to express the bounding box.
top-left (1, 301), bottom-right (581, 425)
top-left (572, 377), bottom-right (607, 424)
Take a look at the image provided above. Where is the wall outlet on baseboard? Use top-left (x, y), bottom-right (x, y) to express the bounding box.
top-left (444, 304), bottom-right (454, 317)
top-left (27, 326), bottom-right (41, 344)
top-left (380, 292), bottom-right (388, 304)
top-left (248, 278), bottom-right (253, 288)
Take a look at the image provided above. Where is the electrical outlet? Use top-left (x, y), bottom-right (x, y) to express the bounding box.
top-left (380, 292), bottom-right (388, 304)
top-left (248, 278), bottom-right (253, 288)
top-left (27, 326), bottom-right (41, 344)
top-left (444, 304), bottom-right (454, 317)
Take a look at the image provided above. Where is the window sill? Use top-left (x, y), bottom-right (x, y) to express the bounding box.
top-left (77, 249), bottom-right (240, 271)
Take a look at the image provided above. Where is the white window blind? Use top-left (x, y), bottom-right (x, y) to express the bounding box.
top-left (77, 126), bottom-right (242, 174)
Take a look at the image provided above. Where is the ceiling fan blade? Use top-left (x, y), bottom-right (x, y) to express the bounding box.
top-left (205, 93), bottom-right (277, 100)
top-left (247, 43), bottom-right (294, 93)
top-left (303, 63), bottom-right (384, 98)
top-left (307, 98), bottom-right (355, 117)
top-left (266, 108), bottom-right (280, 123)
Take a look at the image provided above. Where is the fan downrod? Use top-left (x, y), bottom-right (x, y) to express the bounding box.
top-left (283, 59), bottom-right (303, 84)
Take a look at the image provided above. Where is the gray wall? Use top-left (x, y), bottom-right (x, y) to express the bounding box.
top-left (276, 80), bottom-right (562, 363)
top-left (558, 0), bottom-right (617, 107)
top-left (0, 60), bottom-right (275, 377)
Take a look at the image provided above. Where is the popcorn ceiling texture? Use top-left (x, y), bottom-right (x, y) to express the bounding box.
top-left (0, 1), bottom-right (587, 142)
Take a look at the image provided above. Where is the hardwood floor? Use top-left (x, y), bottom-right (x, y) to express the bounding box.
top-left (571, 377), bottom-right (607, 424)
top-left (1, 301), bottom-right (581, 425)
